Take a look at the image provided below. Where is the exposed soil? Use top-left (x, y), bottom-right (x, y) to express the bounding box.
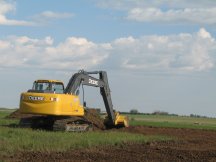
top-left (2, 126), bottom-right (216, 162)
top-left (5, 109), bottom-right (42, 119)
top-left (84, 109), bottom-right (106, 130)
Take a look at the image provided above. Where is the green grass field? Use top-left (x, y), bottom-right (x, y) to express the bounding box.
top-left (1, 108), bottom-right (215, 157)
top-left (0, 109), bottom-right (169, 156)
top-left (129, 114), bottom-right (216, 130)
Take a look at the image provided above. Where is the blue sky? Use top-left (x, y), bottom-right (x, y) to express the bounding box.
top-left (0, 0), bottom-right (216, 117)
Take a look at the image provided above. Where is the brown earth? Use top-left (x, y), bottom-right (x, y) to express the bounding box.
top-left (3, 126), bottom-right (216, 162)
top-left (5, 109), bottom-right (42, 119)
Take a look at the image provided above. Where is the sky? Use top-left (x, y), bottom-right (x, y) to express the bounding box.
top-left (0, 0), bottom-right (216, 117)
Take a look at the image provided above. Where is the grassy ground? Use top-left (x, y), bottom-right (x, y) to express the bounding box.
top-left (1, 109), bottom-right (215, 161)
top-left (129, 114), bottom-right (216, 130)
top-left (1, 108), bottom-right (215, 157)
top-left (0, 110), bottom-right (169, 156)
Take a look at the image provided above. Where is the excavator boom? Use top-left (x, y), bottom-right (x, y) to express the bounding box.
top-left (64, 70), bottom-right (116, 126)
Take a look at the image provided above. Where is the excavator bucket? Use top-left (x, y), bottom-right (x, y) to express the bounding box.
top-left (114, 112), bottom-right (129, 127)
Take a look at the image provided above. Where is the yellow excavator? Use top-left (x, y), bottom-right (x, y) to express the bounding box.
top-left (19, 70), bottom-right (129, 131)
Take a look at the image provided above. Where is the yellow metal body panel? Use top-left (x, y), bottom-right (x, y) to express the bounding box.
top-left (35, 79), bottom-right (63, 83)
top-left (20, 92), bottom-right (84, 116)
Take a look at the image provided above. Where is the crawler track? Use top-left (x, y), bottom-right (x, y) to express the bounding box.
top-left (52, 116), bottom-right (92, 132)
top-left (17, 109), bottom-right (106, 132)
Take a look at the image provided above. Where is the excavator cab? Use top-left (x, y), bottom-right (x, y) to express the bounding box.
top-left (29, 80), bottom-right (64, 94)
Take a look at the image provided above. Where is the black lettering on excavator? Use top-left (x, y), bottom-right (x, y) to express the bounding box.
top-left (29, 96), bottom-right (44, 101)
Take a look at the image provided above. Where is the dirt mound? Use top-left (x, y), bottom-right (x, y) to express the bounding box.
top-left (6, 109), bottom-right (41, 119)
top-left (3, 126), bottom-right (216, 162)
top-left (84, 109), bottom-right (106, 130)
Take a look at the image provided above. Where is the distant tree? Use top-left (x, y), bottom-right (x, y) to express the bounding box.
top-left (169, 113), bottom-right (178, 116)
top-left (190, 114), bottom-right (195, 117)
top-left (190, 114), bottom-right (207, 118)
top-left (152, 111), bottom-right (168, 115)
top-left (130, 109), bottom-right (139, 114)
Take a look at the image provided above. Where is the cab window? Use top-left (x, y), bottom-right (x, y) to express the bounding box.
top-left (52, 83), bottom-right (64, 93)
top-left (33, 82), bottom-right (50, 91)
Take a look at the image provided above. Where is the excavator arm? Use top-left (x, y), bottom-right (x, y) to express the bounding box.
top-left (64, 70), bottom-right (116, 126)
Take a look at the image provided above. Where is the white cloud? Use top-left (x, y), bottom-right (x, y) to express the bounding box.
top-left (127, 7), bottom-right (216, 24)
top-left (43, 37), bottom-right (108, 69)
top-left (109, 28), bottom-right (215, 72)
top-left (96, 0), bottom-right (216, 10)
top-left (33, 11), bottom-right (74, 24)
top-left (0, 0), bottom-right (14, 14)
top-left (0, 36), bottom-right (108, 70)
top-left (0, 1), bottom-right (73, 26)
top-left (0, 28), bottom-right (215, 72)
top-left (0, 0), bottom-right (34, 26)
top-left (38, 11), bottom-right (73, 19)
top-left (96, 0), bottom-right (216, 24)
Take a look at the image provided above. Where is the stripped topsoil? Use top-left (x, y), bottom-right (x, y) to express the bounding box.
top-left (1, 126), bottom-right (215, 162)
